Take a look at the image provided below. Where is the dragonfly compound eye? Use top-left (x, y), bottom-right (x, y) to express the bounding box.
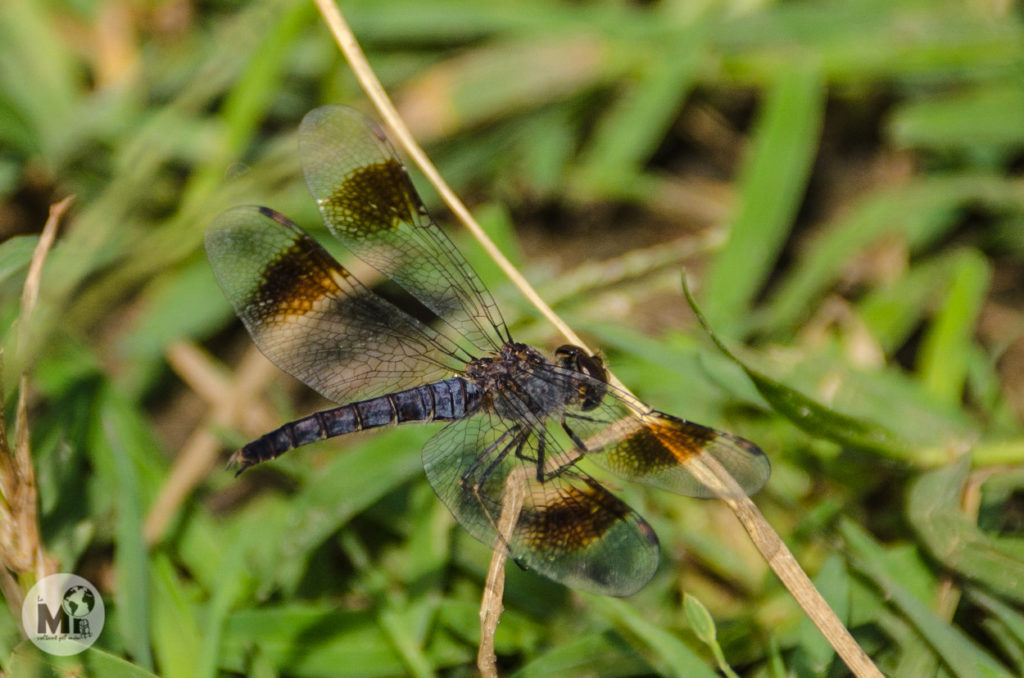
top-left (554, 345), bottom-right (607, 411)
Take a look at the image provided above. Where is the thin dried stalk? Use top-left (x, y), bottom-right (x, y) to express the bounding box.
top-left (685, 453), bottom-right (882, 677)
top-left (477, 469), bottom-right (527, 678)
top-left (0, 196), bottom-right (72, 618)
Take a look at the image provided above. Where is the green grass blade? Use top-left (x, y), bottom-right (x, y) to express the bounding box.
top-left (509, 630), bottom-right (653, 678)
top-left (702, 64), bottom-right (824, 334)
top-left (0, 0), bottom-right (81, 160)
top-left (149, 554), bottom-right (202, 678)
top-left (856, 250), bottom-right (969, 354)
top-left (969, 589), bottom-right (1024, 675)
top-left (194, 532), bottom-right (253, 678)
top-left (907, 456), bottom-right (1024, 604)
top-left (378, 600), bottom-right (438, 678)
top-left (103, 409), bottom-right (154, 670)
top-left (760, 175), bottom-right (1024, 337)
top-left (575, 37), bottom-right (700, 197)
top-left (588, 596), bottom-right (718, 678)
top-left (82, 647), bottom-right (161, 678)
top-left (260, 430), bottom-right (427, 594)
top-left (184, 0), bottom-right (315, 204)
top-left (916, 249), bottom-right (991, 403)
top-left (889, 84), bottom-right (1024, 152)
top-left (842, 521), bottom-right (1014, 678)
top-left (221, 605), bottom-right (409, 676)
top-left (0, 234), bottom-right (37, 285)
top-left (685, 276), bottom-right (910, 455)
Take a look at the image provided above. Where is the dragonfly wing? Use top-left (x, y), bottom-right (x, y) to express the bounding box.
top-left (299, 105), bottom-right (508, 353)
top-left (540, 370), bottom-right (771, 499)
top-left (590, 409), bottom-right (770, 498)
top-left (422, 408), bottom-right (660, 597)
top-left (206, 205), bottom-right (464, 402)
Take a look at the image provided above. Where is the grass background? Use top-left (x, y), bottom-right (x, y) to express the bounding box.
top-left (2, 0), bottom-right (1024, 676)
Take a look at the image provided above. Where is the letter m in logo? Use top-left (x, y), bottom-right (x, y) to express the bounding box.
top-left (37, 601), bottom-right (68, 634)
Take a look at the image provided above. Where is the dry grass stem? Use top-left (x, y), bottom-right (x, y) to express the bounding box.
top-left (478, 468), bottom-right (527, 678)
top-left (0, 196), bottom-right (73, 618)
top-left (685, 453), bottom-right (884, 678)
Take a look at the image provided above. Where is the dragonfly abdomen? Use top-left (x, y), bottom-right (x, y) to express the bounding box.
top-left (231, 377), bottom-right (480, 473)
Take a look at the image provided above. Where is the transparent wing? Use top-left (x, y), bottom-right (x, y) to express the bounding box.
top-left (422, 403), bottom-right (660, 597)
top-left (556, 375), bottom-right (771, 499)
top-left (205, 205), bottom-right (467, 403)
top-left (299, 105), bottom-right (509, 354)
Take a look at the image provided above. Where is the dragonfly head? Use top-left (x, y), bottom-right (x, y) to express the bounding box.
top-left (554, 345), bottom-right (608, 411)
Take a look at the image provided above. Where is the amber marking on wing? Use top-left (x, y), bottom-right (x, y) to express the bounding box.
top-left (322, 159), bottom-right (418, 232)
top-left (519, 483), bottom-right (631, 551)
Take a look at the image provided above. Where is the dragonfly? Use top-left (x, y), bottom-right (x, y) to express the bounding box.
top-left (206, 105), bottom-right (770, 596)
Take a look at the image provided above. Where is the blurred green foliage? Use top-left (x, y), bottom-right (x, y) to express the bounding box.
top-left (1, 0), bottom-right (1023, 676)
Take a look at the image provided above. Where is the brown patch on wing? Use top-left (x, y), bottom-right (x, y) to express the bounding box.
top-left (246, 210), bottom-right (353, 323)
top-left (323, 159), bottom-right (418, 232)
top-left (519, 482), bottom-right (632, 553)
top-left (606, 412), bottom-right (715, 477)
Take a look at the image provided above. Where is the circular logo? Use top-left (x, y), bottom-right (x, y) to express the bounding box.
top-left (21, 573), bottom-right (105, 656)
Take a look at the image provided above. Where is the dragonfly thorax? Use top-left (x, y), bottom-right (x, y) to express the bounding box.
top-left (465, 342), bottom-right (608, 419)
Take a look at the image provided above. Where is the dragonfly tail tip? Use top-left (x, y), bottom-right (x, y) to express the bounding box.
top-left (226, 450), bottom-right (252, 476)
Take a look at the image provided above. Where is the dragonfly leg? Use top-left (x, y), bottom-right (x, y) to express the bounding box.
top-left (466, 428), bottom-right (531, 554)
top-left (517, 414), bottom-right (591, 483)
top-left (560, 417), bottom-right (589, 453)
top-left (458, 425), bottom-right (517, 490)
top-left (530, 433), bottom-right (548, 483)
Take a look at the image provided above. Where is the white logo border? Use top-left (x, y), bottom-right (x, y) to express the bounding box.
top-left (21, 572), bottom-right (105, 656)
